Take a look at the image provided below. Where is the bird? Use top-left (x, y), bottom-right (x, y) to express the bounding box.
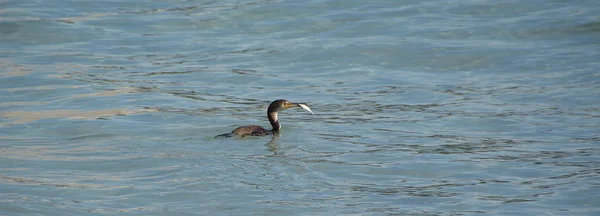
top-left (216, 99), bottom-right (313, 138)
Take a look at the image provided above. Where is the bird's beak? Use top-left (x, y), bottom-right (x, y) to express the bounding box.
top-left (295, 103), bottom-right (314, 115)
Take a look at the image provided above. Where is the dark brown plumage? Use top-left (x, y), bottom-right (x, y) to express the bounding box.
top-left (216, 99), bottom-right (313, 138)
top-left (231, 125), bottom-right (272, 136)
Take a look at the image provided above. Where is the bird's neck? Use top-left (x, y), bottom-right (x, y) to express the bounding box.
top-left (268, 111), bottom-right (280, 131)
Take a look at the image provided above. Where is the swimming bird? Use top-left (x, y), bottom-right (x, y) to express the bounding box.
top-left (216, 99), bottom-right (313, 137)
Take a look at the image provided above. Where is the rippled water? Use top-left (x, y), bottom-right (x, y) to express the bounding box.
top-left (1, 0), bottom-right (599, 215)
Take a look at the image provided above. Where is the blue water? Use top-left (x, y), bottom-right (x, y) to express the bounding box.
top-left (1, 0), bottom-right (599, 215)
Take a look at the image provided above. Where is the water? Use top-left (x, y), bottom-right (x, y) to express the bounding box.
top-left (1, 0), bottom-right (599, 215)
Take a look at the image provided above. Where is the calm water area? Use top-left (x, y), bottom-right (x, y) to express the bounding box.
top-left (1, 0), bottom-right (599, 215)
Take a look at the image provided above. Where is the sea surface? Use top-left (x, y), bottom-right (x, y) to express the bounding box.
top-left (1, 0), bottom-right (599, 215)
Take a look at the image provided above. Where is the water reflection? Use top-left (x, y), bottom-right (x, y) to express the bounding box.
top-left (0, 109), bottom-right (150, 125)
top-left (265, 132), bottom-right (281, 154)
top-left (0, 60), bottom-right (34, 77)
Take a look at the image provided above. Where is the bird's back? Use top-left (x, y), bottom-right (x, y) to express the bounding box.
top-left (231, 125), bottom-right (272, 137)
